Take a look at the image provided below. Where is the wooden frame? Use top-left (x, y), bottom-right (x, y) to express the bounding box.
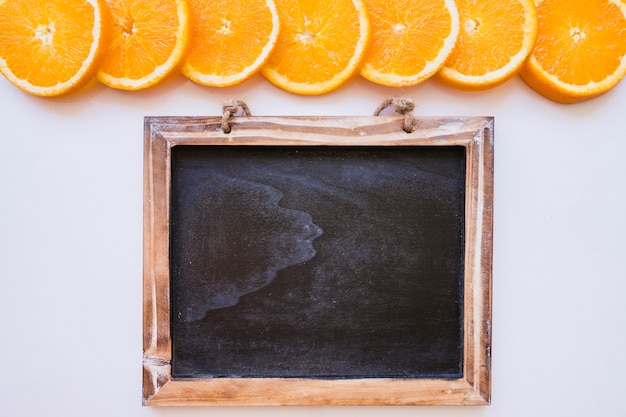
top-left (143, 114), bottom-right (493, 406)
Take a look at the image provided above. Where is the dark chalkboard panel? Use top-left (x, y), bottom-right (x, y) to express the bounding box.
top-left (170, 146), bottom-right (466, 379)
top-left (143, 115), bottom-right (493, 405)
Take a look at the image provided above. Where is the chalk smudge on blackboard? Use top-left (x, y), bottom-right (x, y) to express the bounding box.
top-left (181, 172), bottom-right (323, 322)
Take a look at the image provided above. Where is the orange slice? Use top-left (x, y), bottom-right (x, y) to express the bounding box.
top-left (359, 0), bottom-right (459, 87)
top-left (0, 0), bottom-right (108, 97)
top-left (261, 0), bottom-right (370, 95)
top-left (98, 0), bottom-right (189, 90)
top-left (437, 0), bottom-right (537, 90)
top-left (182, 0), bottom-right (279, 87)
top-left (520, 0), bottom-right (626, 103)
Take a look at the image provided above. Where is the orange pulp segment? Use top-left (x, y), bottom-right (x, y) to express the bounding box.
top-left (261, 0), bottom-right (370, 95)
top-left (98, 0), bottom-right (189, 90)
top-left (0, 0), bottom-right (108, 97)
top-left (359, 0), bottom-right (459, 87)
top-left (520, 0), bottom-right (626, 103)
top-left (437, 0), bottom-right (537, 90)
top-left (182, 0), bottom-right (279, 87)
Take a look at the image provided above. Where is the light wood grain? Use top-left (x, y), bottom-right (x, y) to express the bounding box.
top-left (143, 115), bottom-right (494, 406)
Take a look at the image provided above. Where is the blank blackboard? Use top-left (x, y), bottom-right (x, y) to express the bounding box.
top-left (143, 114), bottom-right (493, 405)
top-left (169, 145), bottom-right (466, 379)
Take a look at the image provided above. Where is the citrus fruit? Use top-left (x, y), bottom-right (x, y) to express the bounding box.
top-left (359, 0), bottom-right (459, 87)
top-left (98, 0), bottom-right (189, 90)
top-left (0, 0), bottom-right (108, 97)
top-left (437, 0), bottom-right (537, 90)
top-left (519, 0), bottom-right (626, 103)
top-left (182, 0), bottom-right (279, 87)
top-left (261, 0), bottom-right (370, 95)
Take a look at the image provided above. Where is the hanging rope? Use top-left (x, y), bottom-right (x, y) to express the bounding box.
top-left (221, 99), bottom-right (251, 133)
top-left (374, 97), bottom-right (416, 133)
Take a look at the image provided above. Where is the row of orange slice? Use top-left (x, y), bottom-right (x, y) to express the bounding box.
top-left (1, 0), bottom-right (626, 103)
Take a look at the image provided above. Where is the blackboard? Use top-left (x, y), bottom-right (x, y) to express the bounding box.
top-left (170, 146), bottom-right (466, 378)
top-left (143, 115), bottom-right (493, 405)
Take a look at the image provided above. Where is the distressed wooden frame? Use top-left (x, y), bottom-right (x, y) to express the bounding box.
top-left (143, 115), bottom-right (493, 406)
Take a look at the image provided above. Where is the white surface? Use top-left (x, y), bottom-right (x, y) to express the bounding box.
top-left (1, 71), bottom-right (625, 417)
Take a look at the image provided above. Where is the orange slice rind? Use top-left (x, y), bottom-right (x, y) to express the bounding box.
top-left (183, 0), bottom-right (280, 87)
top-left (519, 0), bottom-right (626, 103)
top-left (359, 0), bottom-right (459, 87)
top-left (97, 0), bottom-right (189, 91)
top-left (437, 0), bottom-right (537, 90)
top-left (0, 0), bottom-right (108, 97)
top-left (261, 0), bottom-right (370, 95)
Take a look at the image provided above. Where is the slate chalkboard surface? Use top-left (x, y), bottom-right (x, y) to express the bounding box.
top-left (170, 145), bottom-right (466, 379)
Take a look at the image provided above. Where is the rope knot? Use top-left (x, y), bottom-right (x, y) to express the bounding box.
top-left (374, 97), bottom-right (416, 133)
top-left (221, 99), bottom-right (251, 133)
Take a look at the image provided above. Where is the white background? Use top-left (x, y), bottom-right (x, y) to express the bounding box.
top-left (1, 67), bottom-right (625, 417)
